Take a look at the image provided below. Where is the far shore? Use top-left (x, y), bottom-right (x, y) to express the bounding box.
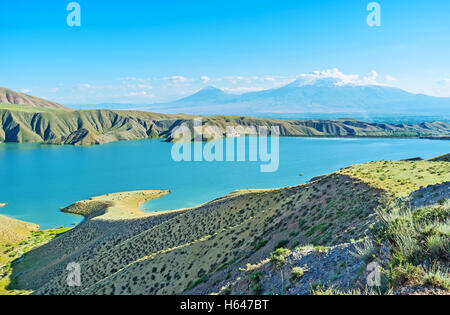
top-left (1, 105), bottom-right (449, 146)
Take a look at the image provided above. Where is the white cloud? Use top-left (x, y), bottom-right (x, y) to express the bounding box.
top-left (262, 76), bottom-right (276, 82)
top-left (125, 91), bottom-right (154, 98)
top-left (61, 69), bottom-right (406, 104)
top-left (222, 87), bottom-right (267, 93)
top-left (127, 84), bottom-right (153, 90)
top-left (20, 88), bottom-right (32, 94)
top-left (294, 68), bottom-right (391, 87)
top-left (167, 76), bottom-right (189, 83)
top-left (78, 83), bottom-right (93, 89)
top-left (385, 75), bottom-right (397, 82)
top-left (200, 76), bottom-right (211, 84)
top-left (120, 77), bottom-right (148, 83)
top-left (78, 83), bottom-right (115, 90)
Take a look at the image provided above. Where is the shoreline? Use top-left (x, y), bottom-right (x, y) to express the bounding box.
top-left (61, 190), bottom-right (175, 220)
top-left (0, 134), bottom-right (448, 150)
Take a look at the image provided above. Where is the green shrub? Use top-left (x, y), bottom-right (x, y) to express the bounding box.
top-left (269, 248), bottom-right (291, 268)
top-left (248, 271), bottom-right (263, 294)
top-left (350, 238), bottom-right (376, 263)
top-left (248, 271), bottom-right (262, 282)
top-left (187, 275), bottom-right (208, 290)
top-left (252, 282), bottom-right (263, 295)
top-left (290, 240), bottom-right (300, 250)
top-left (254, 240), bottom-right (268, 250)
top-left (290, 267), bottom-right (306, 281)
top-left (392, 232), bottom-right (420, 264)
top-left (436, 221), bottom-right (450, 236)
top-left (298, 219), bottom-right (307, 229)
top-left (426, 234), bottom-right (449, 257)
top-left (423, 267), bottom-right (450, 291)
top-left (386, 263), bottom-right (424, 287)
top-left (274, 240), bottom-right (289, 250)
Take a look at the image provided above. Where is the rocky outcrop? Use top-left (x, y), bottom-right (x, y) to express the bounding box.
top-left (409, 182), bottom-right (450, 209)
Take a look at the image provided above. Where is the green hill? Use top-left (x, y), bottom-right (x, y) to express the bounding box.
top-left (1, 107), bottom-right (449, 145)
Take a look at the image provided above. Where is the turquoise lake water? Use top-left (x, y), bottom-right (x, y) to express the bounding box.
top-left (0, 137), bottom-right (448, 229)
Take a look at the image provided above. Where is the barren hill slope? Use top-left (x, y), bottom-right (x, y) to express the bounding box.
top-left (429, 153), bottom-right (450, 162)
top-left (0, 87), bottom-right (69, 110)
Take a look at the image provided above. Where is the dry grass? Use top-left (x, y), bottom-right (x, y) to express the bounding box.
top-left (338, 160), bottom-right (450, 197)
top-left (0, 215), bottom-right (39, 247)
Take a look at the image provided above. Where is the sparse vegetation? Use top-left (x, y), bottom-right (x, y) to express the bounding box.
top-left (274, 240), bottom-right (289, 250)
top-left (1, 155), bottom-right (448, 295)
top-left (270, 248), bottom-right (291, 269)
top-left (290, 267), bottom-right (306, 282)
top-left (2, 103), bottom-right (449, 146)
top-left (350, 238), bottom-right (376, 263)
top-left (340, 160), bottom-right (450, 197)
top-left (254, 240), bottom-right (268, 250)
top-left (423, 267), bottom-right (450, 291)
top-left (0, 227), bottom-right (70, 295)
top-left (377, 200), bottom-right (450, 290)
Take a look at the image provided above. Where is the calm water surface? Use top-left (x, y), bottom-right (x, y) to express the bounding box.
top-left (0, 137), bottom-right (448, 229)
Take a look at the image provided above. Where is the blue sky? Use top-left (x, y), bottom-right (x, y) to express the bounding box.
top-left (1, 0), bottom-right (450, 104)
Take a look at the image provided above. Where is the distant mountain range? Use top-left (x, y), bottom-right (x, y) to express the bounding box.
top-left (3, 78), bottom-right (450, 116)
top-left (137, 77), bottom-right (450, 115)
top-left (0, 87), bottom-right (69, 110)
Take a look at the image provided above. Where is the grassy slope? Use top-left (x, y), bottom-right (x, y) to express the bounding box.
top-left (0, 224), bottom-right (70, 295)
top-left (2, 156), bottom-right (448, 295)
top-left (0, 103), bottom-right (68, 113)
top-left (5, 173), bottom-right (391, 294)
top-left (339, 160), bottom-right (450, 197)
top-left (333, 160), bottom-right (449, 294)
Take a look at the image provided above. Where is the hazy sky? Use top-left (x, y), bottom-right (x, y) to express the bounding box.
top-left (1, 0), bottom-right (450, 104)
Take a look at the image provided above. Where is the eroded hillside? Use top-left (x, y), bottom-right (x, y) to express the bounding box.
top-left (1, 107), bottom-right (449, 145)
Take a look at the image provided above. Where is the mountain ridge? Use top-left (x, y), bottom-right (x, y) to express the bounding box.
top-left (0, 87), bottom-right (69, 110)
top-left (1, 107), bottom-right (449, 146)
top-left (143, 78), bottom-right (450, 115)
